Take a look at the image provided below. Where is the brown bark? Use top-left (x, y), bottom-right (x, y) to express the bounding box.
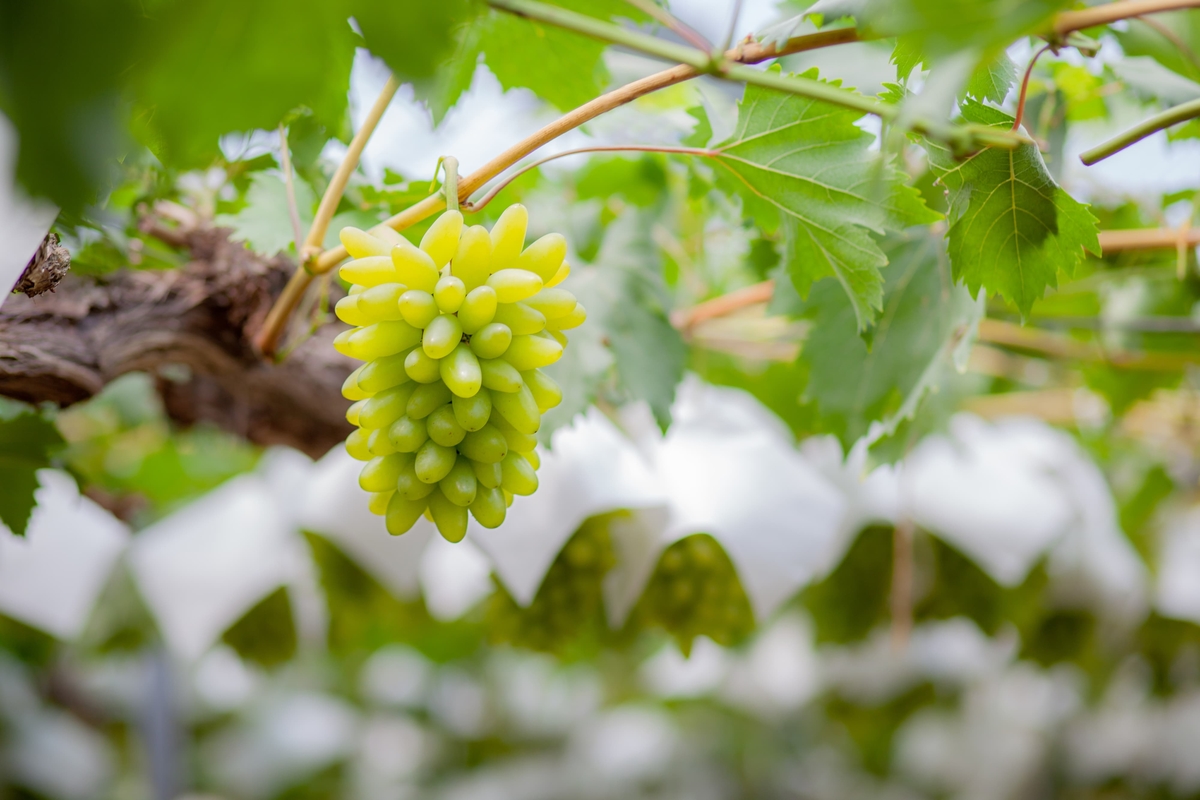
top-left (0, 228), bottom-right (354, 459)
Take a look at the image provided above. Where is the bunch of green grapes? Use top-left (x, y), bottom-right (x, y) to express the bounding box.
top-left (628, 533), bottom-right (755, 655)
top-left (333, 204), bottom-right (585, 542)
top-left (487, 513), bottom-right (617, 654)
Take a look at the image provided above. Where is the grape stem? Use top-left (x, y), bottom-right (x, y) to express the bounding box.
top-left (1079, 97), bottom-right (1200, 165)
top-left (488, 0), bottom-right (1032, 151)
top-left (1011, 44), bottom-right (1053, 132)
top-left (463, 145), bottom-right (717, 212)
top-left (440, 156), bottom-right (461, 213)
top-left (277, 125), bottom-right (305, 257)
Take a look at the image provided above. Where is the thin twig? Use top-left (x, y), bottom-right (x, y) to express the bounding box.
top-left (464, 145), bottom-right (716, 212)
top-left (721, 0), bottom-right (745, 53)
top-left (257, 76), bottom-right (399, 356)
top-left (624, 0), bottom-right (713, 52)
top-left (1080, 97), bottom-right (1200, 164)
top-left (1012, 44), bottom-right (1053, 131)
top-left (489, 0), bottom-right (1031, 150)
top-left (278, 125), bottom-right (305, 256)
top-left (1053, 0), bottom-right (1200, 36)
top-left (1100, 225), bottom-right (1200, 251)
top-left (303, 74), bottom-right (400, 262)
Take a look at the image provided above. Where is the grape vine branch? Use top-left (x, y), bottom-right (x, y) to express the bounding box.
top-left (254, 0), bottom-right (1200, 359)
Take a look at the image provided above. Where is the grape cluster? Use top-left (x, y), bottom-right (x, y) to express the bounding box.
top-left (487, 514), bottom-right (617, 654)
top-left (628, 534), bottom-right (754, 655)
top-left (334, 205), bottom-right (585, 542)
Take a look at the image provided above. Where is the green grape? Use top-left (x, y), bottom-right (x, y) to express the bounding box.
top-left (335, 320), bottom-right (422, 361)
top-left (345, 427), bottom-right (372, 461)
top-left (486, 514), bottom-right (616, 653)
top-left (478, 358), bottom-right (523, 393)
top-left (458, 286), bottom-right (498, 334)
top-left (422, 314), bottom-right (463, 360)
top-left (415, 439), bottom-right (457, 484)
top-left (396, 457), bottom-right (436, 500)
top-left (420, 209), bottom-right (464, 268)
top-left (399, 289), bottom-right (439, 328)
top-left (360, 453), bottom-right (410, 493)
top-left (385, 492), bottom-right (427, 536)
top-left (357, 283), bottom-right (407, 321)
top-left (404, 348), bottom-right (442, 384)
top-left (360, 383), bottom-right (417, 430)
top-left (470, 486), bottom-right (507, 528)
top-left (335, 295), bottom-right (372, 327)
top-left (426, 405), bottom-right (466, 447)
top-left (523, 287), bottom-right (577, 319)
top-left (428, 487), bottom-right (468, 542)
top-left (492, 383), bottom-right (540, 435)
top-left (546, 302), bottom-right (586, 331)
top-left (339, 208), bottom-right (581, 543)
top-left (492, 302), bottom-right (546, 335)
top-left (503, 334), bottom-right (563, 371)
top-left (389, 415), bottom-right (428, 452)
top-left (489, 203), bottom-right (527, 270)
top-left (367, 428), bottom-right (399, 456)
top-left (439, 457), bottom-right (478, 507)
top-left (471, 458), bottom-right (502, 488)
top-left (357, 351), bottom-right (413, 394)
top-left (368, 490), bottom-right (393, 515)
top-left (500, 451), bottom-right (538, 495)
top-left (459, 425), bottom-right (508, 463)
top-left (515, 232), bottom-right (566, 283)
top-left (346, 399), bottom-right (367, 427)
top-left (342, 367), bottom-right (369, 401)
top-left (340, 226), bottom-right (393, 259)
top-left (491, 413), bottom-right (537, 453)
top-left (452, 389), bottom-right (492, 432)
top-left (434, 274), bottom-right (467, 313)
top-left (406, 382), bottom-right (452, 419)
top-left (521, 369), bottom-right (562, 412)
top-left (627, 534), bottom-right (754, 654)
top-left (440, 343), bottom-right (482, 398)
top-left (451, 224), bottom-right (493, 290)
top-left (545, 261), bottom-right (570, 288)
top-left (486, 268), bottom-right (543, 304)
top-left (468, 323), bottom-right (512, 359)
top-left (339, 255), bottom-right (399, 287)
top-left (391, 240), bottom-right (440, 292)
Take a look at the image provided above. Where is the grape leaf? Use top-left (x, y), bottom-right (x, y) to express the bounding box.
top-left (132, 0), bottom-right (358, 169)
top-left (0, 411), bottom-right (65, 537)
top-left (421, 0), bottom-right (649, 122)
top-left (926, 101), bottom-right (1100, 316)
top-left (774, 229), bottom-right (983, 451)
top-left (578, 216), bottom-right (685, 431)
top-left (215, 172), bottom-right (316, 257)
top-left (353, 0), bottom-right (482, 84)
top-left (712, 69), bottom-right (938, 331)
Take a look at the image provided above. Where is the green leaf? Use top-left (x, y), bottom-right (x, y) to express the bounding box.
top-left (565, 216), bottom-right (685, 431)
top-left (712, 69), bottom-right (938, 331)
top-left (421, 0), bottom-right (648, 121)
top-left (0, 412), bottom-right (66, 537)
top-left (964, 53), bottom-right (1019, 103)
top-left (682, 105), bottom-right (713, 148)
top-left (926, 100), bottom-right (1100, 316)
top-left (777, 229), bottom-right (983, 451)
top-left (133, 0), bottom-right (358, 168)
top-left (353, 0), bottom-right (482, 84)
top-left (215, 171), bottom-right (316, 257)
